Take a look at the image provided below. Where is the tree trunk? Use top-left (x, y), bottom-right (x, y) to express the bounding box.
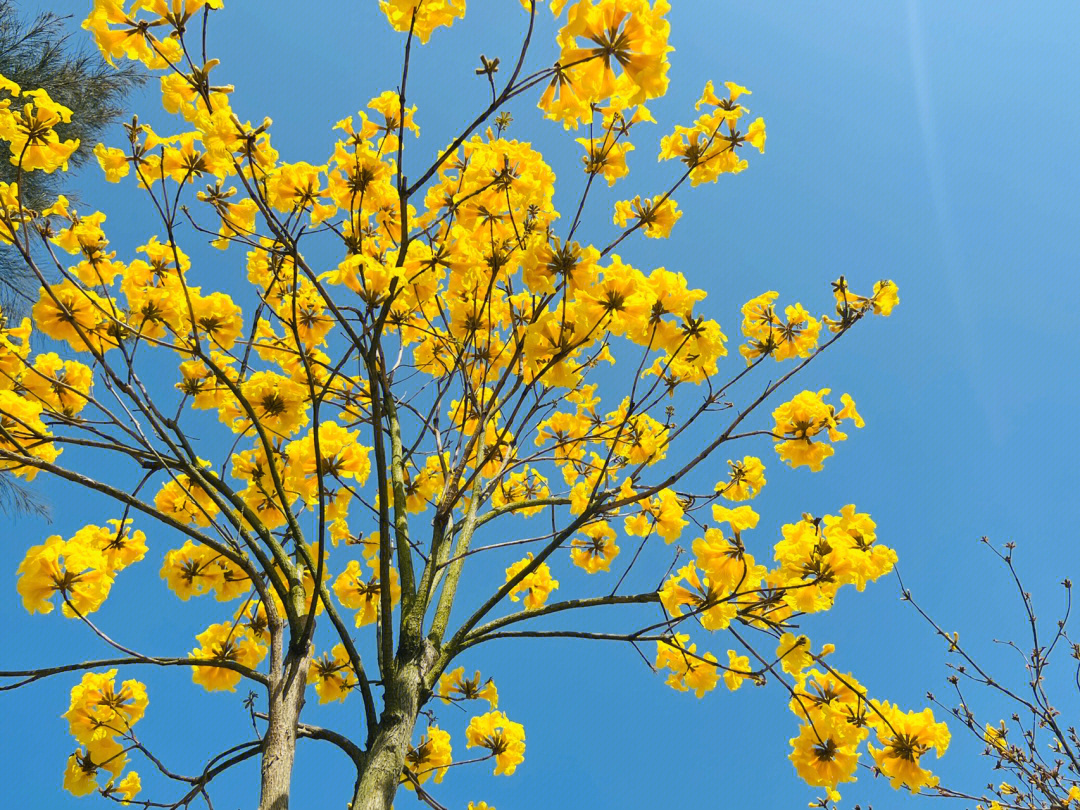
top-left (349, 642), bottom-right (434, 810)
top-left (259, 648), bottom-right (312, 810)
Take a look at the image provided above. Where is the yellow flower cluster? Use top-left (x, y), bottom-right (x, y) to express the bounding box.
top-left (0, 307), bottom-right (70, 478)
top-left (541, 0), bottom-right (672, 128)
top-left (654, 634), bottom-right (719, 697)
top-left (333, 556), bottom-right (402, 627)
top-left (740, 278), bottom-right (898, 365)
top-left (0, 306), bottom-right (31, 385)
top-left (0, 387), bottom-right (60, 479)
top-left (160, 540), bottom-right (250, 601)
top-left (716, 456), bottom-right (766, 501)
top-left (569, 520), bottom-right (620, 573)
top-left (490, 467), bottom-right (550, 517)
top-left (437, 667), bottom-right (499, 708)
top-left (61, 670), bottom-right (144, 801)
top-left (660, 502), bottom-right (896, 634)
top-left (403, 726), bottom-right (453, 787)
top-left (0, 76), bottom-right (79, 174)
top-left (83, 0), bottom-right (223, 69)
top-left (740, 292), bottom-right (821, 364)
top-left (659, 504), bottom-right (762, 629)
top-left (379, 0), bottom-right (466, 44)
top-left (660, 81), bottom-right (765, 186)
top-left (505, 553), bottom-right (560, 609)
top-left (189, 621), bottom-right (268, 692)
top-left (17, 521), bottom-right (147, 616)
top-left (772, 507), bottom-right (897, 613)
top-left (824, 276), bottom-right (900, 331)
top-left (783, 662), bottom-right (950, 800)
top-left (465, 711), bottom-right (526, 776)
top-left (624, 487), bottom-right (686, 543)
top-left (307, 643), bottom-right (359, 704)
top-left (771, 389), bottom-right (864, 471)
top-left (613, 194), bottom-right (681, 238)
top-left (866, 702), bottom-right (951, 792)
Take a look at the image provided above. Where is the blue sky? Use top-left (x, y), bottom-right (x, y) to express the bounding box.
top-left (4, 1), bottom-right (1079, 808)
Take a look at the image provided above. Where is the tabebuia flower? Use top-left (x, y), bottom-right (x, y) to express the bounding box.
top-left (465, 712), bottom-right (526, 776)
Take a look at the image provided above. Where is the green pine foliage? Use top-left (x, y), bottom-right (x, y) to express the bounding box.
top-left (0, 0), bottom-right (143, 515)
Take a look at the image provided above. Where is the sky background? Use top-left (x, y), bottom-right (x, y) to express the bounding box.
top-left (4, 1), bottom-right (1080, 808)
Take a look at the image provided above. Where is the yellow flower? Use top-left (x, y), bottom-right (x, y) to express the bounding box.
top-left (659, 87), bottom-right (757, 185)
top-left (379, 0), bottom-right (466, 44)
top-left (624, 488), bottom-right (686, 543)
top-left (185, 291), bottom-right (244, 350)
top-left (824, 276), bottom-right (900, 330)
top-left (789, 722), bottom-right (860, 791)
top-left (332, 558), bottom-right (401, 627)
top-left (0, 87), bottom-right (79, 173)
top-left (491, 467), bottom-right (550, 517)
top-left (866, 702), bottom-right (950, 792)
top-left (284, 421), bottom-right (372, 507)
top-left (307, 643), bottom-right (358, 704)
top-left (20, 353), bottom-right (94, 417)
top-left (554, 0), bottom-right (673, 120)
top-left (691, 528), bottom-right (766, 596)
top-left (717, 456), bottom-right (766, 501)
top-left (63, 738), bottom-right (126, 797)
top-left (110, 771), bottom-right (141, 804)
top-left (577, 135), bottom-right (634, 186)
top-left (155, 474), bottom-right (221, 528)
top-left (0, 306), bottom-right (32, 391)
top-left (570, 521), bottom-right (620, 573)
top-left (93, 143), bottom-right (129, 182)
top-left (82, 2), bottom-right (186, 70)
top-left (0, 72), bottom-right (20, 96)
top-left (160, 540), bottom-right (225, 600)
top-left (820, 504), bottom-right (896, 590)
top-left (72, 520), bottom-right (147, 573)
top-left (711, 504), bottom-right (759, 532)
top-left (613, 194), bottom-right (681, 238)
top-left (0, 389), bottom-right (61, 477)
top-left (32, 281), bottom-right (117, 354)
top-left (723, 650), bottom-right (752, 691)
top-left (505, 553), bottom-right (559, 609)
top-left (872, 279), bottom-right (900, 315)
top-left (655, 634), bottom-right (718, 697)
top-left (218, 371), bottom-right (310, 438)
top-left (403, 726), bottom-right (453, 787)
top-left (189, 622), bottom-right (268, 692)
top-left (659, 562), bottom-right (737, 630)
top-left (264, 161), bottom-right (335, 224)
top-left (465, 711), bottom-right (526, 776)
top-left (745, 117), bottom-right (766, 152)
top-left (51, 204), bottom-right (110, 260)
top-left (983, 722), bottom-right (1007, 752)
top-left (437, 667), bottom-right (499, 708)
top-left (63, 670), bottom-right (148, 744)
top-left (777, 633), bottom-right (813, 676)
top-left (16, 535), bottom-right (113, 616)
top-left (771, 389), bottom-right (862, 471)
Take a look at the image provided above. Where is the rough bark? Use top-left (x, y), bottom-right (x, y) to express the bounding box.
top-left (259, 647), bottom-right (312, 810)
top-left (348, 640), bottom-right (436, 810)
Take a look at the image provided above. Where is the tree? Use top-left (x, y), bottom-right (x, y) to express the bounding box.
top-left (0, 2), bottom-right (939, 809)
top-left (900, 540), bottom-right (1079, 810)
top-left (0, 0), bottom-right (141, 517)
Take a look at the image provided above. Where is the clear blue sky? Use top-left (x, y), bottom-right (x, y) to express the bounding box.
top-left (4, 1), bottom-right (1079, 808)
